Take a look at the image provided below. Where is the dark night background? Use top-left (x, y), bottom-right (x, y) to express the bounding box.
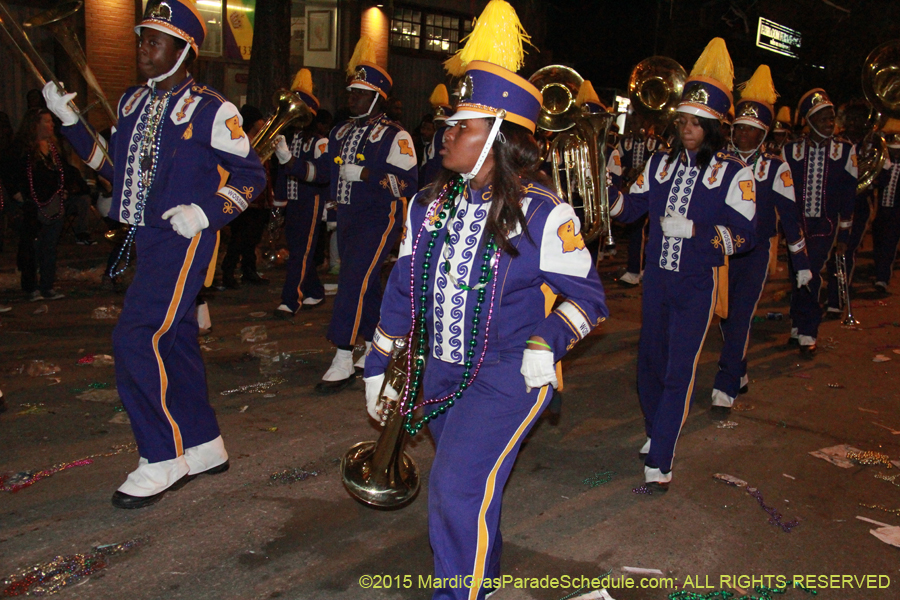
top-left (512, 0), bottom-right (900, 112)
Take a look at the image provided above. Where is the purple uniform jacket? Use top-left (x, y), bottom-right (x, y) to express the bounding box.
top-left (326, 114), bottom-right (418, 211)
top-left (781, 136), bottom-right (857, 242)
top-left (63, 76), bottom-right (266, 232)
top-left (275, 131), bottom-right (330, 204)
top-left (609, 150), bottom-right (758, 272)
top-left (364, 180), bottom-right (609, 381)
top-left (741, 150), bottom-right (810, 271)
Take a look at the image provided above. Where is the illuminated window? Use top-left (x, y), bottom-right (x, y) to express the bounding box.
top-left (141, 0), bottom-right (223, 56)
top-left (390, 7), bottom-right (472, 55)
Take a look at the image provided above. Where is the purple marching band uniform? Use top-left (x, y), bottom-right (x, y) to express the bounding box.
top-left (608, 55), bottom-right (758, 483)
top-left (711, 93), bottom-right (810, 408)
top-left (275, 87), bottom-right (329, 313)
top-left (366, 182), bottom-right (607, 600)
top-left (323, 61), bottom-right (418, 374)
top-left (613, 134), bottom-right (665, 281)
top-left (873, 144), bottom-right (900, 289)
top-left (610, 149), bottom-right (757, 478)
top-left (365, 58), bottom-right (606, 600)
top-left (781, 89), bottom-right (857, 348)
top-left (58, 1), bottom-right (266, 499)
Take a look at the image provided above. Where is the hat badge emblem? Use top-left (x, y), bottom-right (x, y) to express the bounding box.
top-left (685, 84), bottom-right (709, 105)
top-left (148, 1), bottom-right (172, 21)
top-left (810, 92), bottom-right (826, 106)
top-left (456, 75), bottom-right (474, 102)
top-left (353, 66), bottom-right (367, 83)
top-left (739, 104), bottom-right (759, 118)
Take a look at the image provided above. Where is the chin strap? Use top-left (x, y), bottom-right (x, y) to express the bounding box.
top-left (148, 43), bottom-right (192, 87)
top-left (807, 118), bottom-right (830, 141)
top-left (352, 93), bottom-right (381, 120)
top-left (462, 110), bottom-right (506, 182)
top-left (729, 137), bottom-right (765, 161)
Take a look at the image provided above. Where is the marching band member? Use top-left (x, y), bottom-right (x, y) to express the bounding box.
top-left (363, 3), bottom-right (607, 597)
top-left (608, 38), bottom-right (756, 491)
top-left (824, 100), bottom-right (871, 315)
top-left (274, 69), bottom-right (331, 318)
top-left (43, 0), bottom-right (266, 508)
top-left (614, 111), bottom-right (662, 285)
top-left (419, 83), bottom-right (453, 188)
top-left (781, 89), bottom-right (857, 355)
top-left (316, 36), bottom-right (418, 393)
top-left (767, 106), bottom-right (793, 153)
top-left (872, 122), bottom-right (900, 294)
top-left (710, 66), bottom-right (810, 418)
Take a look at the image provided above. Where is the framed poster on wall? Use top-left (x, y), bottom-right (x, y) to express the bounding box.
top-left (307, 10), bottom-right (332, 52)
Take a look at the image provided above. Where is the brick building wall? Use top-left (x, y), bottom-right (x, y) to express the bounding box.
top-left (84, 0), bottom-right (137, 130)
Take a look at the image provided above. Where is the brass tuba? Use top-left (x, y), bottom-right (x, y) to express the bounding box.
top-left (531, 65), bottom-right (615, 244)
top-left (341, 335), bottom-right (421, 508)
top-left (24, 1), bottom-right (118, 127)
top-left (858, 40), bottom-right (900, 194)
top-left (251, 89), bottom-right (313, 162)
top-left (627, 56), bottom-right (686, 137)
top-left (0, 0), bottom-right (112, 165)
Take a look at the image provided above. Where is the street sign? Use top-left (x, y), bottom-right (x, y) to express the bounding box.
top-left (756, 17), bottom-right (801, 59)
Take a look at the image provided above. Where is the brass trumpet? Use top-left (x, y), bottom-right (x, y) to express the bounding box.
top-left (835, 252), bottom-right (859, 326)
top-left (341, 335), bottom-right (421, 508)
top-left (0, 0), bottom-right (112, 165)
top-left (251, 89), bottom-right (313, 162)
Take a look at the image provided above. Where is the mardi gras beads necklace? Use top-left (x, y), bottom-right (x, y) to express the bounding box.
top-left (401, 176), bottom-right (501, 436)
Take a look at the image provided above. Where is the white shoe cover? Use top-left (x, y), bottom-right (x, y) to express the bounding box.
top-left (117, 455), bottom-right (189, 497)
top-left (711, 388), bottom-right (735, 408)
top-left (184, 436), bottom-right (228, 475)
top-left (640, 438), bottom-right (651, 454)
top-left (354, 341), bottom-right (372, 369)
top-left (644, 465), bottom-right (673, 484)
top-left (322, 349), bottom-right (354, 382)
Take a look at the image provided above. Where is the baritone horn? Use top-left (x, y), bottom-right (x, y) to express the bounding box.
top-left (834, 252), bottom-right (858, 326)
top-left (252, 89), bottom-right (313, 162)
top-left (0, 0), bottom-right (112, 165)
top-left (858, 40), bottom-right (900, 194)
top-left (24, 1), bottom-right (118, 126)
top-left (341, 335), bottom-right (420, 508)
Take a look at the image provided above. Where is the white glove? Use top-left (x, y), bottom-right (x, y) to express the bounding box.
top-left (42, 81), bottom-right (78, 126)
top-left (520, 348), bottom-right (558, 393)
top-left (364, 373), bottom-right (399, 421)
top-left (660, 209), bottom-right (694, 239)
top-left (340, 163), bottom-right (365, 182)
top-left (796, 269), bottom-right (813, 288)
top-left (274, 135), bottom-right (291, 164)
top-left (161, 203), bottom-right (209, 239)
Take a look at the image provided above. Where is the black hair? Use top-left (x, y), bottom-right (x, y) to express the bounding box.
top-left (420, 119), bottom-right (549, 257)
top-left (666, 115), bottom-right (726, 171)
top-left (239, 104), bottom-right (264, 126)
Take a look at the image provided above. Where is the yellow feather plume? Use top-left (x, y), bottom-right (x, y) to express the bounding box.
top-left (347, 36), bottom-right (377, 77)
top-left (883, 118), bottom-right (900, 134)
top-left (429, 84), bottom-right (450, 108)
top-left (449, 0), bottom-right (533, 75)
top-left (576, 81), bottom-right (601, 107)
top-left (444, 52), bottom-right (465, 77)
top-left (690, 38), bottom-right (734, 91)
top-left (738, 65), bottom-right (778, 106)
top-left (776, 106), bottom-right (792, 124)
top-left (291, 69), bottom-right (314, 94)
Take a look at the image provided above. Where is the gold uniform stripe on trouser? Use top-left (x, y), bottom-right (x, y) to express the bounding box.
top-left (150, 232), bottom-right (202, 457)
top-left (296, 195), bottom-right (321, 302)
top-left (671, 268), bottom-right (719, 467)
top-left (468, 385), bottom-right (550, 600)
top-left (349, 199), bottom-right (397, 343)
top-left (741, 258), bottom-right (770, 360)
